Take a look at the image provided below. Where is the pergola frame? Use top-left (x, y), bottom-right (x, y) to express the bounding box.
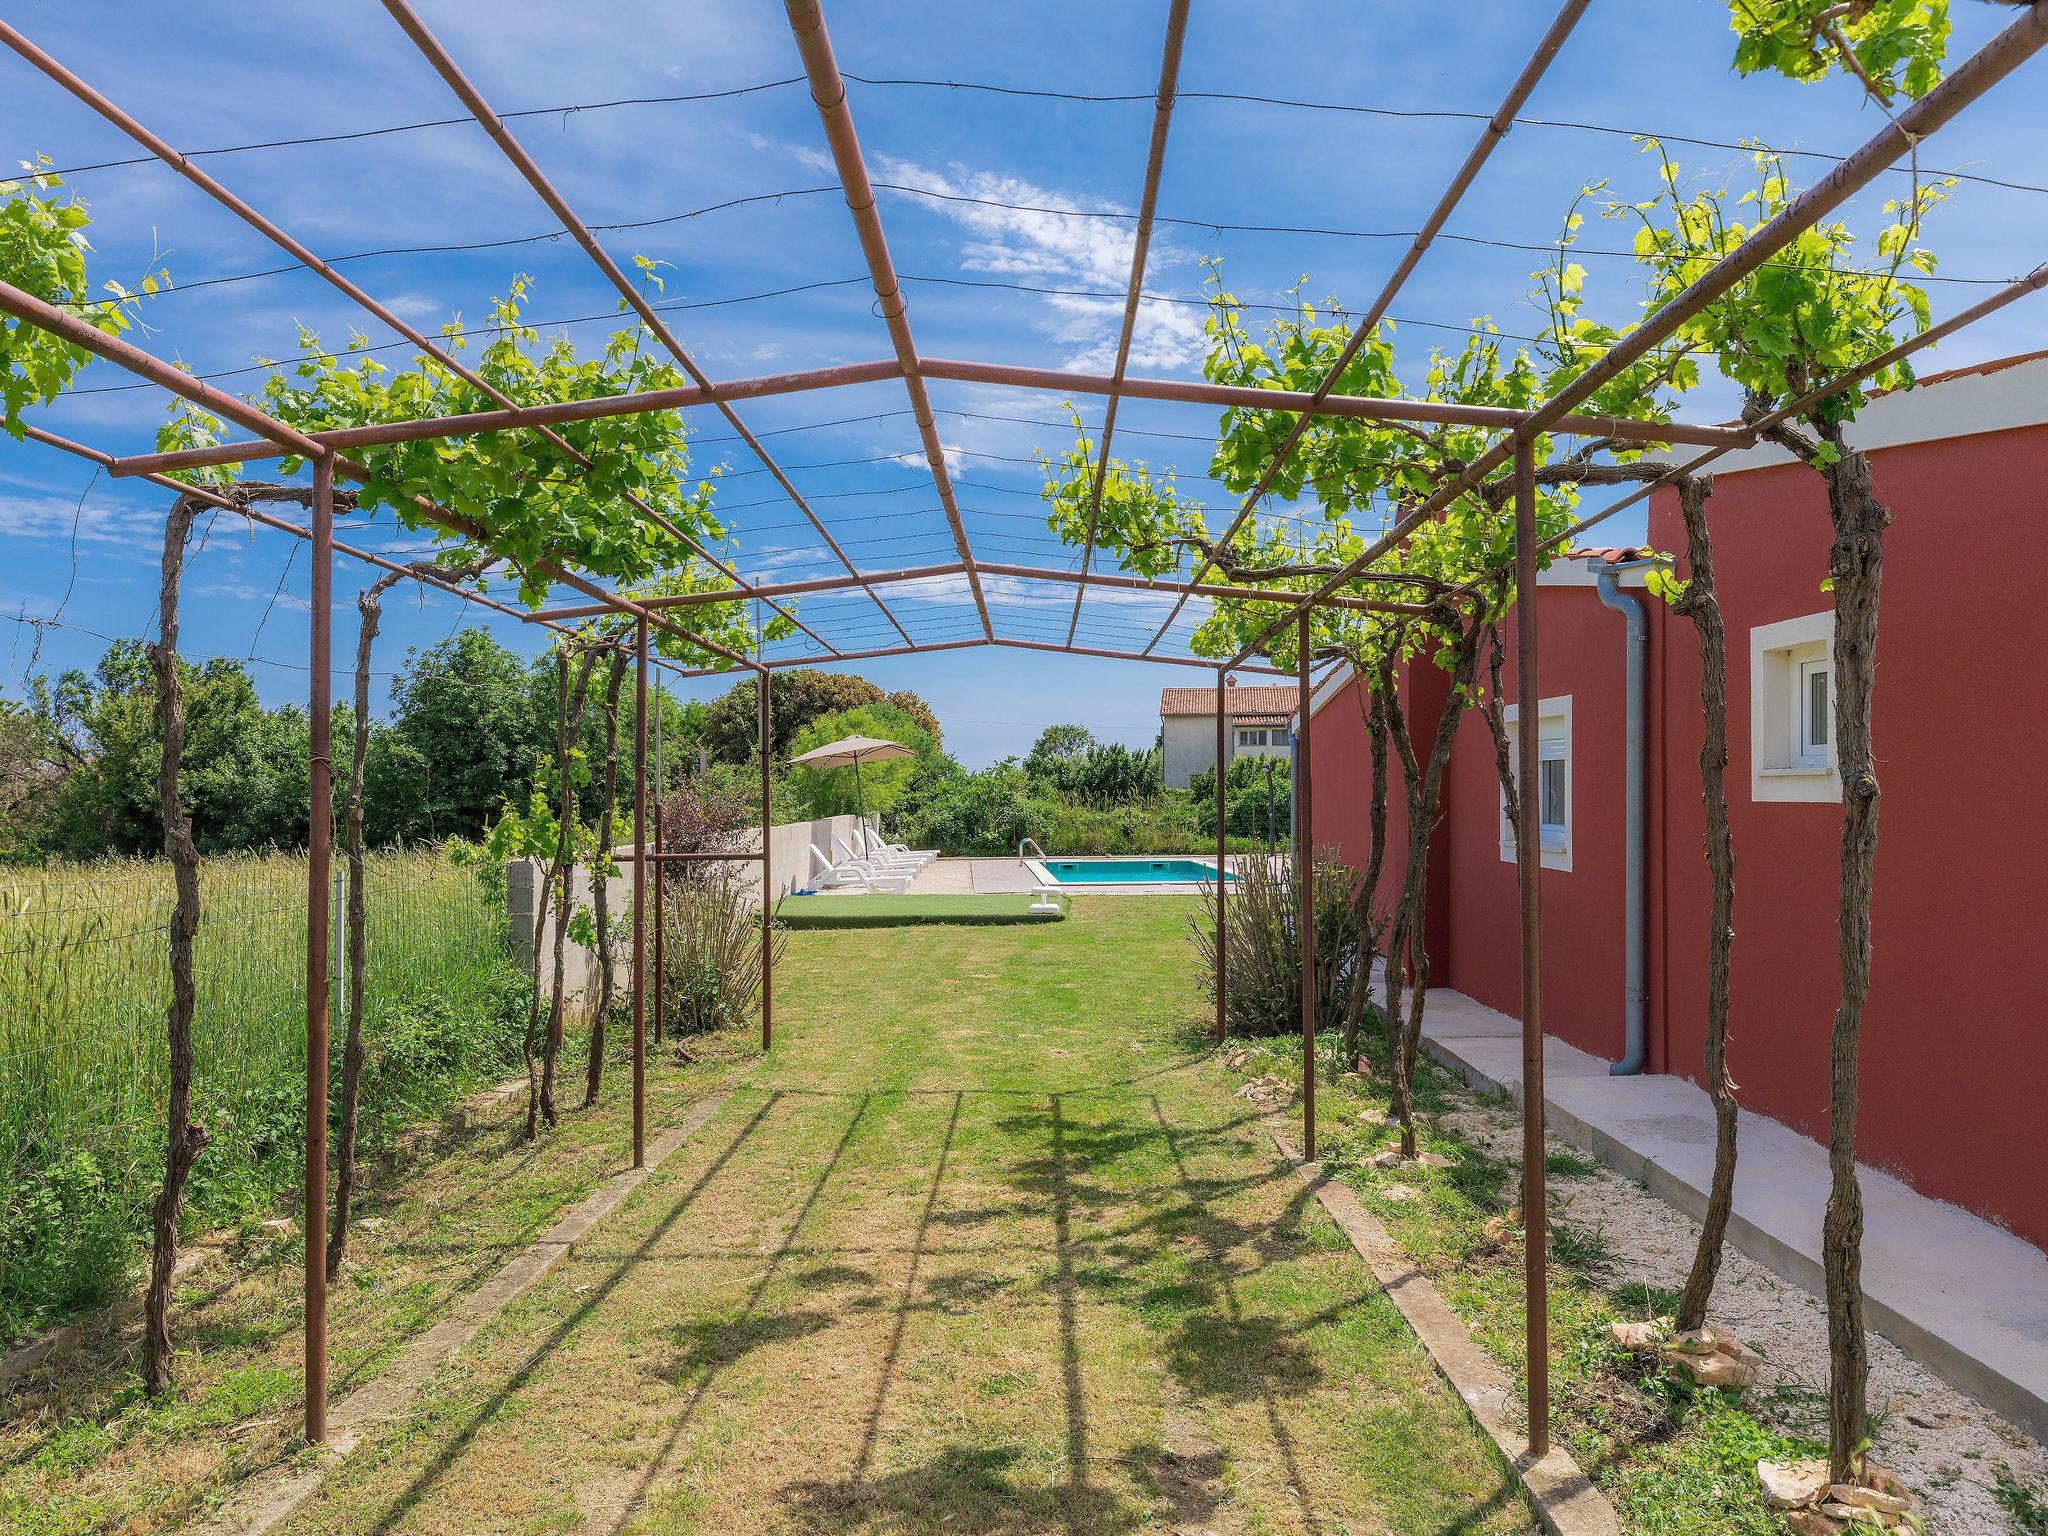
top-left (0, 0), bottom-right (2039, 1475)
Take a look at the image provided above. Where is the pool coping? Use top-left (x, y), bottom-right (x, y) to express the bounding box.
top-left (1022, 854), bottom-right (1232, 894)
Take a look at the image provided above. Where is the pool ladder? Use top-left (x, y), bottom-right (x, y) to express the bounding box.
top-left (1019, 836), bottom-right (1046, 867)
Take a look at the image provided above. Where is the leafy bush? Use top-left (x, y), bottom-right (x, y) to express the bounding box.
top-left (660, 874), bottom-right (784, 1036)
top-left (1190, 849), bottom-right (1377, 1037)
top-left (1187, 755), bottom-right (1292, 844)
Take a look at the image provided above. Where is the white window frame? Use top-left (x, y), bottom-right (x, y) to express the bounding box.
top-left (1498, 695), bottom-right (1573, 872)
top-left (1236, 727), bottom-right (1268, 748)
top-left (1793, 655), bottom-right (1831, 771)
top-left (1750, 612), bottom-right (1840, 803)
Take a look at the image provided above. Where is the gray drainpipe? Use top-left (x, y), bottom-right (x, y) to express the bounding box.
top-left (1591, 559), bottom-right (1650, 1075)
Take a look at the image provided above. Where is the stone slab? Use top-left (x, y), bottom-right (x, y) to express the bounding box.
top-left (1269, 1124), bottom-right (1621, 1536)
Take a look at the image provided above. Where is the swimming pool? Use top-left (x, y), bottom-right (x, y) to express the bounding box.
top-left (1040, 858), bottom-right (1234, 885)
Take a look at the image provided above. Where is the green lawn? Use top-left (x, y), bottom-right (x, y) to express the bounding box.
top-left (261, 896), bottom-right (1533, 1535)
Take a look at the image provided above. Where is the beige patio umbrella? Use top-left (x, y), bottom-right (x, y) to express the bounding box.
top-left (787, 733), bottom-right (914, 830)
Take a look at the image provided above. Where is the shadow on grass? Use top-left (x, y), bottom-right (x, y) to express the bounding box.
top-left (359, 1090), bottom-right (784, 1536)
top-left (777, 1442), bottom-right (1136, 1535)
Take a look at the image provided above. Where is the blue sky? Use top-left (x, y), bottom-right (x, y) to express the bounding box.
top-left (3, 0), bottom-right (2042, 768)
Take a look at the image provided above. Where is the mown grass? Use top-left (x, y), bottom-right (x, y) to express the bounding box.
top-left (264, 897), bottom-right (1535, 1535)
top-left (4, 896), bottom-right (1830, 1535)
top-left (1226, 1022), bottom-right (1827, 1535)
top-left (0, 1019), bottom-right (759, 1536)
top-left (0, 848), bottom-right (519, 1344)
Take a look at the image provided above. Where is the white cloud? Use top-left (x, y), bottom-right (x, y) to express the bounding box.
top-left (879, 157), bottom-right (1205, 373)
top-left (0, 493), bottom-right (164, 550)
top-left (887, 442), bottom-right (968, 476)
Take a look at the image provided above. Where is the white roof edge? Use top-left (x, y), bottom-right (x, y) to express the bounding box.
top-left (1698, 352), bottom-right (2048, 477)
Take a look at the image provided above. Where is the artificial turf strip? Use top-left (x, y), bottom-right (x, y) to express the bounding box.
top-left (774, 893), bottom-right (1066, 928)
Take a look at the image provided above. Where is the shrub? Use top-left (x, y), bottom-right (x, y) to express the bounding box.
top-left (660, 873), bottom-right (784, 1036)
top-left (1190, 849), bottom-right (1378, 1037)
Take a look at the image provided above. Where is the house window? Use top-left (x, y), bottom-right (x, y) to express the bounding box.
top-left (1794, 656), bottom-right (1830, 770)
top-left (1237, 728), bottom-right (1268, 747)
top-left (1750, 612), bottom-right (1839, 803)
top-left (1499, 695), bottom-right (1572, 871)
top-left (1538, 738), bottom-right (1568, 850)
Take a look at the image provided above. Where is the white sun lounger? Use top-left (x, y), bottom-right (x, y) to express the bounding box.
top-left (833, 833), bottom-right (922, 878)
top-left (808, 843), bottom-right (913, 893)
top-left (858, 821), bottom-right (938, 866)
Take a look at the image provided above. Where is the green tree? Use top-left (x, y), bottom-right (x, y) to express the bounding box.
top-left (41, 644), bottom-right (311, 857)
top-left (786, 702), bottom-right (941, 821)
top-left (701, 669), bottom-right (940, 765)
top-left (1023, 724), bottom-right (1095, 781)
top-left (366, 629), bottom-right (545, 844)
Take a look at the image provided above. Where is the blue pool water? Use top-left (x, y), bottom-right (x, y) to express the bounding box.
top-left (1042, 858), bottom-right (1235, 885)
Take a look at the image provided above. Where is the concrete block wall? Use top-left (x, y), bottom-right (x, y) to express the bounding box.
top-left (507, 813), bottom-right (861, 1009)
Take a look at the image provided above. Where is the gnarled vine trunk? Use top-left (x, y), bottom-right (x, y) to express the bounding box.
top-left (1379, 625), bottom-right (1484, 1158)
top-left (142, 496), bottom-right (206, 1397)
top-left (326, 570), bottom-right (392, 1281)
top-left (1341, 669), bottom-right (1391, 1063)
top-left (1819, 426), bottom-right (1887, 1481)
top-left (538, 645), bottom-right (598, 1130)
top-left (584, 647), bottom-right (627, 1107)
top-left (1671, 476), bottom-right (1740, 1333)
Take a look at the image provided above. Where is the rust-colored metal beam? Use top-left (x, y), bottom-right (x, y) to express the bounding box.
top-left (1066, 0), bottom-right (1193, 647)
top-left (1452, 258), bottom-right (2048, 593)
top-left (632, 617), bottom-right (649, 1169)
top-left (918, 357), bottom-right (1740, 448)
top-left (1141, 0), bottom-right (1595, 654)
top-left (1214, 667), bottom-right (1228, 1043)
top-left (0, 272), bottom-right (761, 672)
top-left (782, 0), bottom-right (994, 641)
top-left (304, 453), bottom-right (335, 1445)
top-left (973, 562), bottom-right (1436, 616)
top-left (758, 667), bottom-right (774, 1052)
top-left (991, 637), bottom-right (1287, 675)
top-left (109, 359), bottom-right (904, 477)
top-left (103, 347), bottom-right (1734, 480)
top-left (377, 0), bottom-right (889, 651)
top-left (0, 19), bottom-right (830, 654)
top-left (1296, 602), bottom-right (1315, 1162)
top-left (525, 563), bottom-right (970, 621)
top-left (23, 425), bottom-right (710, 680)
top-left (1227, 0), bottom-right (2048, 671)
top-left (1512, 439), bottom-right (1550, 1458)
top-left (532, 559), bottom-right (1438, 629)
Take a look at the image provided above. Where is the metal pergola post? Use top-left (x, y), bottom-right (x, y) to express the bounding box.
top-left (652, 801), bottom-right (666, 1046)
top-left (1296, 604), bottom-right (1316, 1162)
top-left (632, 617), bottom-right (649, 1169)
top-left (1513, 439), bottom-right (1550, 1457)
top-left (759, 670), bottom-right (774, 1052)
top-left (303, 453), bottom-right (335, 1445)
top-left (1214, 669), bottom-right (1228, 1043)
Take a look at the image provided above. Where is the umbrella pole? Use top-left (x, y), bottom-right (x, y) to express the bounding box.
top-left (854, 755), bottom-right (866, 839)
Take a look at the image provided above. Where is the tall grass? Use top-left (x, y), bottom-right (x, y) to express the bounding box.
top-left (0, 847), bottom-right (522, 1345)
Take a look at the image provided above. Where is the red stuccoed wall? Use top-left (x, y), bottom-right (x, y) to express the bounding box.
top-left (1308, 420), bottom-right (2048, 1250)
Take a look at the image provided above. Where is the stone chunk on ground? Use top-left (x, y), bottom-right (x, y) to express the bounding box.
top-left (1757, 1457), bottom-right (1830, 1510)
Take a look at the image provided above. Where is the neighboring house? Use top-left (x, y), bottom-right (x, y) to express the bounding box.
top-left (1304, 348), bottom-right (2048, 1251)
top-left (1159, 684), bottom-right (1295, 789)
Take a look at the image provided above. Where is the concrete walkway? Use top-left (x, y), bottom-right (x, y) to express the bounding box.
top-left (1417, 988), bottom-right (2048, 1440)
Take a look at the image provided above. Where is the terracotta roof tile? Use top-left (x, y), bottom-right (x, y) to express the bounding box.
top-left (1568, 545), bottom-right (1654, 564)
top-left (1159, 684), bottom-right (1298, 718)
